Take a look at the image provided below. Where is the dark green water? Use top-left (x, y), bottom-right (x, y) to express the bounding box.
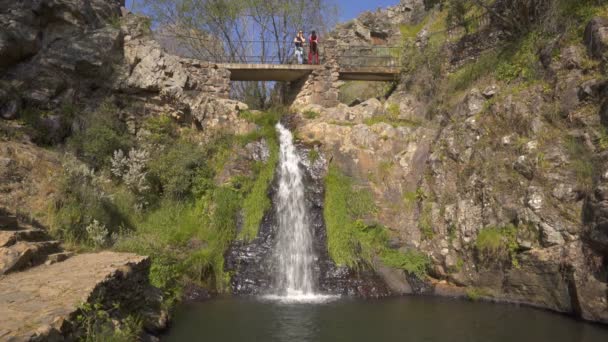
top-left (163, 296), bottom-right (608, 342)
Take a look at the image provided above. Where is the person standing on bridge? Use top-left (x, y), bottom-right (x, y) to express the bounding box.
top-left (308, 30), bottom-right (320, 65)
top-left (294, 30), bottom-right (305, 64)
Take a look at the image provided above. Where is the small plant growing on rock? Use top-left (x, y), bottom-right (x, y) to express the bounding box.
top-left (475, 224), bottom-right (519, 267)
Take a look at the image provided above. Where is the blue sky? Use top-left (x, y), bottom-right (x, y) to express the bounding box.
top-left (124, 0), bottom-right (400, 22)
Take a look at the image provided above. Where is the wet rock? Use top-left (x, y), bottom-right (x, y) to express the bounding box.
top-left (584, 17), bottom-right (608, 61)
top-left (245, 139), bottom-right (270, 162)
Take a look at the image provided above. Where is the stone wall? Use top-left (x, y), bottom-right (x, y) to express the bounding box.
top-left (290, 39), bottom-right (341, 108)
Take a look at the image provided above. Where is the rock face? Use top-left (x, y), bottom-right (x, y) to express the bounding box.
top-left (584, 17), bottom-right (608, 61)
top-left (0, 0), bottom-right (250, 139)
top-left (0, 251), bottom-right (160, 341)
top-left (285, 6), bottom-right (608, 324)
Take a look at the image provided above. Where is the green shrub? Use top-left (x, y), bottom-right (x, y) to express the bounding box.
top-left (142, 115), bottom-right (177, 145)
top-left (68, 103), bottom-right (132, 170)
top-left (147, 141), bottom-right (208, 200)
top-left (50, 159), bottom-right (132, 246)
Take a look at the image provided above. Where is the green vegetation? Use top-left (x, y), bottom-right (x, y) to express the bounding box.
top-left (240, 138), bottom-right (279, 242)
top-left (565, 137), bottom-right (595, 192)
top-left (308, 149), bottom-right (320, 163)
top-left (47, 103), bottom-right (283, 304)
top-left (68, 102), bottom-right (133, 170)
top-left (324, 165), bottom-right (430, 276)
top-left (419, 203), bottom-right (434, 240)
top-left (447, 51), bottom-right (498, 92)
top-left (475, 224), bottom-right (519, 267)
top-left (303, 110), bottom-right (320, 119)
top-left (382, 248), bottom-right (430, 278)
top-left (338, 81), bottom-right (394, 105)
top-left (466, 287), bottom-right (490, 301)
top-left (76, 301), bottom-right (141, 342)
top-left (495, 32), bottom-right (541, 83)
top-left (363, 104), bottom-right (421, 128)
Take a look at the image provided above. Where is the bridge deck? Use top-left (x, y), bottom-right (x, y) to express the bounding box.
top-left (217, 63), bottom-right (399, 82)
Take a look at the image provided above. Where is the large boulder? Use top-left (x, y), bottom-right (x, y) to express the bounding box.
top-left (584, 17), bottom-right (608, 61)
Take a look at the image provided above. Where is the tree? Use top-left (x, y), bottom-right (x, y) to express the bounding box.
top-left (141, 0), bottom-right (337, 108)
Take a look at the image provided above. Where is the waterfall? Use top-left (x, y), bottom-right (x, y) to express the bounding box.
top-left (264, 123), bottom-right (335, 303)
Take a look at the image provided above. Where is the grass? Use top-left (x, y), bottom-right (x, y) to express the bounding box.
top-left (324, 165), bottom-right (430, 276)
top-left (447, 51), bottom-right (498, 92)
top-left (475, 224), bottom-right (519, 267)
top-left (564, 136), bottom-right (595, 193)
top-left (238, 110), bottom-right (282, 242)
top-left (239, 137), bottom-right (279, 242)
top-left (419, 202), bottom-right (434, 240)
top-left (381, 248), bottom-right (430, 278)
top-left (466, 287), bottom-right (490, 301)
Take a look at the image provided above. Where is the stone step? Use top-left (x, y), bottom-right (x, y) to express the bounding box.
top-left (0, 216), bottom-right (18, 230)
top-left (0, 241), bottom-right (62, 275)
top-left (0, 229), bottom-right (52, 248)
top-left (44, 251), bottom-right (74, 266)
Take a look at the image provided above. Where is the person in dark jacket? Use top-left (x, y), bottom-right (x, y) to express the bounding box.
top-left (308, 30), bottom-right (319, 65)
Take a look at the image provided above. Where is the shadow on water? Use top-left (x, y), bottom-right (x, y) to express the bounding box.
top-left (163, 296), bottom-right (608, 342)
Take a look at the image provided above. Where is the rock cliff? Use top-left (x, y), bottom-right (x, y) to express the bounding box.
top-left (292, 0), bottom-right (608, 324)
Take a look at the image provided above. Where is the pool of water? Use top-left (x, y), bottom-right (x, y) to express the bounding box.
top-left (163, 296), bottom-right (608, 342)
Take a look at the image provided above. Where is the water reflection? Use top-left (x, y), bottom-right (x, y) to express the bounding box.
top-left (271, 303), bottom-right (321, 342)
top-left (163, 297), bottom-right (608, 342)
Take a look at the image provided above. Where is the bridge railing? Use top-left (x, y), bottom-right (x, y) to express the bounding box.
top-left (153, 35), bottom-right (401, 68)
top-left (335, 45), bottom-right (401, 69)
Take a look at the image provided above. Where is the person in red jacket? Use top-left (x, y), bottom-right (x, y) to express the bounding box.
top-left (308, 30), bottom-right (319, 65)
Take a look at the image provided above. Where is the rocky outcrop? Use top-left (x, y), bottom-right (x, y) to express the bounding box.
top-left (0, 0), bottom-right (251, 140)
top-left (286, 7), bottom-right (608, 323)
top-left (0, 251), bottom-right (164, 341)
top-left (584, 17), bottom-right (608, 61)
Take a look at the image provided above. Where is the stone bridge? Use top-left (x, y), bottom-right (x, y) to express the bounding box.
top-left (200, 40), bottom-right (401, 107)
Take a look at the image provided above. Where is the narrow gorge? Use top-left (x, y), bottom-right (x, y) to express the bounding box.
top-left (1, 0), bottom-right (608, 341)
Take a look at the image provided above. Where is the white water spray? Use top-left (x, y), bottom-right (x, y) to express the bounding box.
top-left (264, 123), bottom-right (336, 303)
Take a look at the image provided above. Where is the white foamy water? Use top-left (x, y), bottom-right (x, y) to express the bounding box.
top-left (267, 123), bottom-right (338, 304)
